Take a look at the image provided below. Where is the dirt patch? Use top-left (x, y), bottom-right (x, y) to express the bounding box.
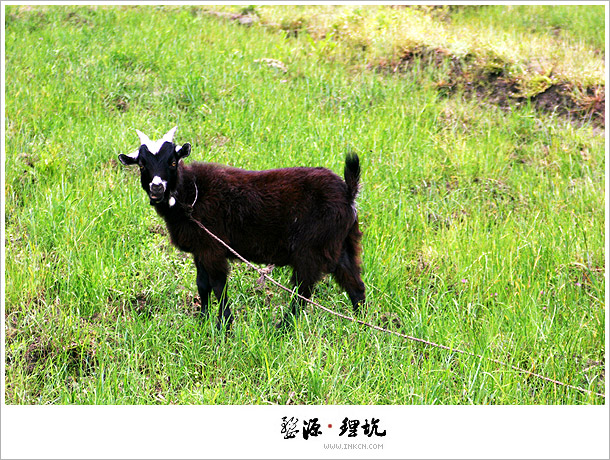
top-left (23, 332), bottom-right (98, 376)
top-left (112, 96), bottom-right (130, 113)
top-left (370, 46), bottom-right (604, 129)
top-left (148, 223), bottom-right (167, 236)
top-left (64, 11), bottom-right (93, 28)
top-left (198, 8), bottom-right (259, 27)
top-left (181, 291), bottom-right (202, 317)
top-left (469, 75), bottom-right (597, 125)
top-left (376, 312), bottom-right (403, 331)
top-left (24, 337), bottom-right (53, 374)
top-left (131, 292), bottom-right (152, 316)
top-left (103, 94), bottom-right (130, 113)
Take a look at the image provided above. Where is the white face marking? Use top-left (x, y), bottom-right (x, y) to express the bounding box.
top-left (150, 175), bottom-right (167, 192)
top-left (169, 196), bottom-right (176, 207)
top-left (175, 145), bottom-right (182, 153)
top-left (135, 126), bottom-right (178, 155)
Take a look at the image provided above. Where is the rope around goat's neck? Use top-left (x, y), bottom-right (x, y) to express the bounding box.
top-left (173, 180), bottom-right (199, 214)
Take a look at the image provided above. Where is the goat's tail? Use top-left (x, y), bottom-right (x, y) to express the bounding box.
top-left (344, 153), bottom-right (361, 203)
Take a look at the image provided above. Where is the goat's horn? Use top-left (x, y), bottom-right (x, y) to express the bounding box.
top-left (136, 129), bottom-right (152, 146)
top-left (162, 126), bottom-right (178, 144)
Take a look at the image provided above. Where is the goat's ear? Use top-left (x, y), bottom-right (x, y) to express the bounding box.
top-left (175, 143), bottom-right (191, 160)
top-left (118, 151), bottom-right (139, 165)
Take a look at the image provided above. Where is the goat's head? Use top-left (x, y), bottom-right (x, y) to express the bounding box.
top-left (118, 126), bottom-right (191, 206)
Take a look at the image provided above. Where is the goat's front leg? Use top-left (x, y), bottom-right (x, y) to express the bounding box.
top-left (210, 273), bottom-right (232, 329)
top-left (195, 257), bottom-right (212, 317)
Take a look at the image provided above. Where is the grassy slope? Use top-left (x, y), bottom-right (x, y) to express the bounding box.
top-left (222, 5), bottom-right (605, 81)
top-left (218, 4), bottom-right (605, 125)
top-left (3, 5), bottom-right (606, 404)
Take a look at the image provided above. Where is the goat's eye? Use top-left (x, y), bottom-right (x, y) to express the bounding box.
top-left (171, 160), bottom-right (177, 168)
top-left (139, 164), bottom-right (144, 170)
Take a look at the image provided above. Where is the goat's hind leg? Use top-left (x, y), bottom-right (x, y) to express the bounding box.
top-left (275, 266), bottom-right (321, 330)
top-left (332, 250), bottom-right (365, 314)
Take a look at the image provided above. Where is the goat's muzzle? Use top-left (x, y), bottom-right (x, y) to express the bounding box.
top-left (149, 184), bottom-right (165, 203)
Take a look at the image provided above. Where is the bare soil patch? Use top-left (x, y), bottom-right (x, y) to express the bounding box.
top-left (372, 46), bottom-right (604, 128)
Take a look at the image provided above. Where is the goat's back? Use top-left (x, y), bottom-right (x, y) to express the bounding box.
top-left (181, 162), bottom-right (358, 266)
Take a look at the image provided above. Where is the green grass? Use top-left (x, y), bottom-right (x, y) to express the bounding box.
top-left (450, 4), bottom-right (606, 50)
top-left (4, 5), bottom-right (606, 404)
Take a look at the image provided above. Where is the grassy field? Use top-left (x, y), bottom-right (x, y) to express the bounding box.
top-left (3, 5), bottom-right (606, 404)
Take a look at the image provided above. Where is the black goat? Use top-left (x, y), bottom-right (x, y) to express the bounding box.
top-left (118, 127), bottom-right (365, 329)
